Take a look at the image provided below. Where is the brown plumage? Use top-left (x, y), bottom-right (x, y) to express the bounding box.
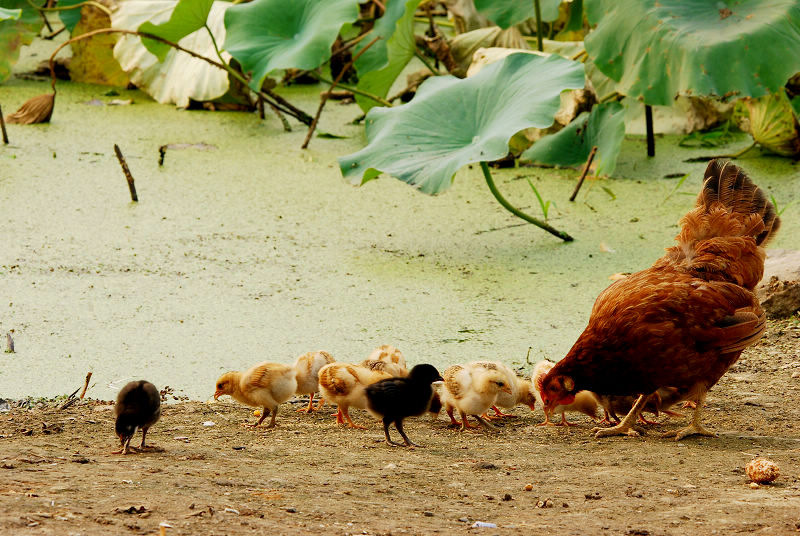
top-left (114, 380), bottom-right (161, 454)
top-left (363, 345), bottom-right (407, 370)
top-left (540, 161), bottom-right (779, 440)
top-left (214, 362), bottom-right (297, 428)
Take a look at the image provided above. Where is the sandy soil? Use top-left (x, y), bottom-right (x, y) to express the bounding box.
top-left (1, 319), bottom-right (799, 536)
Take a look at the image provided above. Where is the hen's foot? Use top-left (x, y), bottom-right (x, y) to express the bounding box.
top-left (681, 401), bottom-right (697, 409)
top-left (662, 423), bottom-right (716, 441)
top-left (592, 423), bottom-right (644, 438)
top-left (347, 423), bottom-right (367, 430)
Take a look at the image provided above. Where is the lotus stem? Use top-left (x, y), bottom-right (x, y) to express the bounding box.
top-left (570, 145), bottom-right (597, 202)
top-left (414, 51), bottom-right (440, 76)
top-left (309, 73), bottom-right (393, 107)
top-left (645, 104), bottom-right (655, 157)
top-left (533, 0), bottom-right (544, 52)
top-left (480, 162), bottom-right (573, 242)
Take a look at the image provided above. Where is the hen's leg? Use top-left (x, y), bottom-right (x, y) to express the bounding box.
top-left (592, 395), bottom-right (648, 438)
top-left (662, 391), bottom-right (715, 440)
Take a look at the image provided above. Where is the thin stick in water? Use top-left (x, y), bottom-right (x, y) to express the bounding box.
top-left (79, 371), bottom-right (93, 399)
top-left (302, 35), bottom-right (381, 149)
top-left (114, 144), bottom-right (138, 202)
top-left (0, 104), bottom-right (8, 144)
top-left (570, 146), bottom-right (598, 202)
top-left (158, 145), bottom-right (167, 166)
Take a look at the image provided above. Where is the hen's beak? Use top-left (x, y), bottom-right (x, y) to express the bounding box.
top-left (213, 390), bottom-right (223, 400)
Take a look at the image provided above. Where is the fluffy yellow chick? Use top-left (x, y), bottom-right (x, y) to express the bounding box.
top-left (532, 360), bottom-right (598, 426)
top-left (471, 361), bottom-right (537, 419)
top-left (318, 361), bottom-right (405, 429)
top-left (440, 363), bottom-right (513, 432)
top-left (294, 350), bottom-right (336, 413)
top-left (214, 362), bottom-right (297, 428)
top-left (362, 344), bottom-right (407, 371)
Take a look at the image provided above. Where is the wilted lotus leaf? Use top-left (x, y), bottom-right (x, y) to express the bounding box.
top-left (745, 90), bottom-right (800, 157)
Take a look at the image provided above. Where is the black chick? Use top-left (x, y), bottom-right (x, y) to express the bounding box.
top-left (114, 380), bottom-right (161, 454)
top-left (365, 364), bottom-right (443, 447)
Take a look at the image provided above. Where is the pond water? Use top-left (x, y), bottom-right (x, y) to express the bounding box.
top-left (1, 46), bottom-right (798, 401)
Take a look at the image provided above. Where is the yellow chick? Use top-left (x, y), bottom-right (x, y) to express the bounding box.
top-left (471, 361), bottom-right (537, 419)
top-left (532, 360), bottom-right (598, 426)
top-left (440, 363), bottom-right (513, 432)
top-left (318, 361), bottom-right (405, 429)
top-left (214, 362), bottom-right (297, 428)
top-left (362, 344), bottom-right (407, 371)
top-left (293, 350), bottom-right (336, 413)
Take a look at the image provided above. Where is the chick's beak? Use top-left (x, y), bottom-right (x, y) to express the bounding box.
top-left (213, 390), bottom-right (223, 400)
top-left (501, 384), bottom-right (513, 395)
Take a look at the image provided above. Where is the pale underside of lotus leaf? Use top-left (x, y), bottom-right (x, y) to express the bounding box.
top-left (224, 0), bottom-right (360, 91)
top-left (339, 53), bottom-right (585, 195)
top-left (112, 0), bottom-right (232, 108)
top-left (585, 0), bottom-right (800, 106)
top-left (522, 101), bottom-right (626, 177)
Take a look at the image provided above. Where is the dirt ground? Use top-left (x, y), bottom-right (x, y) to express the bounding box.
top-left (1, 319), bottom-right (800, 536)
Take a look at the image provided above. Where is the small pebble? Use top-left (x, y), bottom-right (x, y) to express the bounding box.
top-left (524, 484), bottom-right (533, 492)
top-left (745, 458), bottom-right (779, 484)
top-left (423, 511), bottom-right (434, 517)
top-left (202, 421), bottom-right (215, 427)
top-left (502, 494), bottom-right (512, 501)
top-left (458, 517), bottom-right (469, 523)
top-left (749, 482), bottom-right (760, 489)
top-left (286, 507), bottom-right (297, 513)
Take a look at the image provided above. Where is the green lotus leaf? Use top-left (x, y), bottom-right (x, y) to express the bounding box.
top-left (474, 0), bottom-right (562, 28)
top-left (139, 0), bottom-right (215, 61)
top-left (585, 0), bottom-right (800, 106)
top-left (339, 52), bottom-right (585, 194)
top-left (354, 0), bottom-right (421, 75)
top-left (355, 0), bottom-right (419, 113)
top-left (0, 0), bottom-right (42, 83)
top-left (224, 0), bottom-right (360, 91)
top-left (745, 90), bottom-right (800, 157)
top-left (522, 101), bottom-right (626, 177)
top-left (57, 0), bottom-right (86, 33)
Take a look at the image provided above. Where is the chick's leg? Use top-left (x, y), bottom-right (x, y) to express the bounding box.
top-left (446, 406), bottom-right (461, 427)
top-left (264, 406), bottom-right (278, 428)
top-left (245, 408), bottom-right (270, 427)
top-left (558, 412), bottom-right (579, 427)
top-left (139, 426), bottom-right (156, 449)
top-left (662, 391), bottom-right (715, 440)
top-left (473, 414), bottom-right (499, 433)
top-left (315, 397), bottom-right (326, 410)
top-left (382, 418), bottom-right (402, 447)
top-left (458, 410), bottom-right (480, 431)
top-left (394, 419), bottom-right (420, 448)
top-left (342, 407), bottom-right (366, 430)
top-left (536, 409), bottom-right (553, 426)
top-left (491, 405), bottom-right (517, 419)
top-left (297, 394), bottom-right (315, 413)
top-left (592, 394), bottom-right (648, 438)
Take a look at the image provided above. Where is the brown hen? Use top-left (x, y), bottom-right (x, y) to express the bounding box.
top-left (540, 161), bottom-right (780, 440)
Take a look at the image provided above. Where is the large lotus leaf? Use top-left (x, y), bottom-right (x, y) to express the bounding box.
top-left (354, 0), bottom-right (421, 75)
top-left (355, 0), bottom-right (419, 113)
top-left (522, 101), bottom-right (625, 177)
top-left (68, 2), bottom-right (130, 86)
top-left (139, 0), bottom-right (214, 61)
top-left (585, 0), bottom-right (800, 106)
top-left (0, 0), bottom-right (42, 83)
top-left (339, 53), bottom-right (585, 194)
top-left (112, 0), bottom-right (232, 107)
top-left (57, 0), bottom-right (88, 33)
top-left (474, 0), bottom-right (561, 28)
top-left (224, 0), bottom-right (360, 91)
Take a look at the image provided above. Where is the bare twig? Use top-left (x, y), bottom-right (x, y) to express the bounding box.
top-left (113, 144), bottom-right (138, 202)
top-left (79, 372), bottom-right (92, 399)
top-left (570, 146), bottom-right (598, 202)
top-left (158, 145), bottom-right (167, 166)
top-left (0, 104), bottom-right (8, 144)
top-left (302, 35), bottom-right (381, 149)
top-left (5, 332), bottom-right (14, 353)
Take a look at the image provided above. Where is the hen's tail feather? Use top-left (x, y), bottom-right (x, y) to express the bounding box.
top-left (700, 160), bottom-right (781, 245)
